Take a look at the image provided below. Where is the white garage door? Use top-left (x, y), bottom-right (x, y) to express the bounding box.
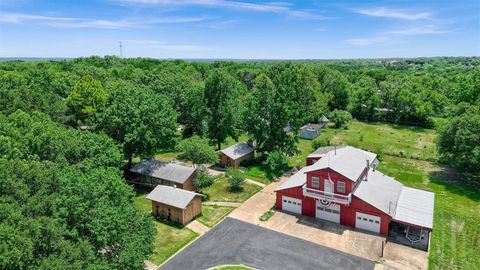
top-left (355, 212), bottom-right (381, 233)
top-left (315, 202), bottom-right (340, 223)
top-left (282, 196), bottom-right (302, 214)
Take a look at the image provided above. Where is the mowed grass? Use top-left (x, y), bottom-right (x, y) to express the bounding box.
top-left (197, 205), bottom-right (235, 227)
top-left (240, 165), bottom-right (270, 184)
top-left (133, 188), bottom-right (198, 266)
top-left (200, 176), bottom-right (261, 202)
top-left (288, 128), bottom-right (337, 167)
top-left (312, 120), bottom-right (478, 270)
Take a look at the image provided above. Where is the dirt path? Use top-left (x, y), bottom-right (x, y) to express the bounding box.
top-left (246, 179), bottom-right (266, 187)
top-left (186, 220), bottom-right (210, 235)
top-left (203, 201), bottom-right (242, 207)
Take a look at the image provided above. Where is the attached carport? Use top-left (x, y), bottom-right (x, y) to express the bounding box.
top-left (388, 187), bottom-right (434, 251)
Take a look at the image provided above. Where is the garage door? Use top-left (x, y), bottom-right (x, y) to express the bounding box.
top-left (282, 196), bottom-right (302, 214)
top-left (316, 202), bottom-right (340, 223)
top-left (355, 212), bottom-right (381, 233)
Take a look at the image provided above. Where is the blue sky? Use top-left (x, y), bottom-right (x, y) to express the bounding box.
top-left (0, 0), bottom-right (479, 59)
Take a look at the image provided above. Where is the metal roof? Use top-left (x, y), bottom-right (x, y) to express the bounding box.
top-left (301, 123), bottom-right (321, 131)
top-left (303, 146), bottom-right (377, 181)
top-left (219, 141), bottom-right (254, 160)
top-left (320, 115), bottom-right (329, 122)
top-left (353, 169), bottom-right (404, 217)
top-left (307, 146), bottom-right (345, 158)
top-left (275, 166), bottom-right (309, 191)
top-left (130, 160), bottom-right (196, 184)
top-left (146, 185), bottom-right (202, 209)
top-left (394, 187), bottom-right (434, 230)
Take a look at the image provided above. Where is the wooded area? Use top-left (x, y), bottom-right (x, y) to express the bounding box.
top-left (0, 56), bottom-right (478, 269)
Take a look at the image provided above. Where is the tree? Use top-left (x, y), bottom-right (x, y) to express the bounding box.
top-left (348, 76), bottom-right (380, 120)
top-left (193, 171), bottom-right (215, 189)
top-left (67, 75), bottom-right (107, 125)
top-left (176, 136), bottom-right (218, 167)
top-left (97, 81), bottom-right (177, 168)
top-left (329, 109), bottom-right (352, 128)
top-left (226, 168), bottom-right (246, 191)
top-left (204, 69), bottom-right (243, 150)
top-left (314, 66), bottom-right (350, 110)
top-left (264, 150), bottom-right (288, 180)
top-left (437, 103), bottom-right (480, 176)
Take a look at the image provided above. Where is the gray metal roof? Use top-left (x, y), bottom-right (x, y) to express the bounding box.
top-left (146, 185), bottom-right (202, 209)
top-left (301, 123), bottom-right (321, 131)
top-left (130, 160), bottom-right (196, 184)
top-left (275, 166), bottom-right (309, 191)
top-left (320, 115), bottom-right (329, 122)
top-left (353, 169), bottom-right (404, 216)
top-left (394, 187), bottom-right (434, 230)
top-left (304, 146), bottom-right (377, 181)
top-left (220, 141), bottom-right (254, 160)
top-left (307, 146), bottom-right (345, 158)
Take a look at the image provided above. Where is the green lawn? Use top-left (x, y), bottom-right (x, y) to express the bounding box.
top-left (288, 128), bottom-right (337, 167)
top-left (197, 205), bottom-right (235, 227)
top-left (133, 188), bottom-right (199, 266)
top-left (313, 120), bottom-right (478, 270)
top-left (240, 165), bottom-right (270, 184)
top-left (200, 176), bottom-right (262, 202)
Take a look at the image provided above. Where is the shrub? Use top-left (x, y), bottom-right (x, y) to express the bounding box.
top-left (176, 136), bottom-right (218, 166)
top-left (226, 168), bottom-right (245, 191)
top-left (194, 171), bottom-right (215, 189)
top-left (329, 109), bottom-right (352, 128)
top-left (264, 150), bottom-right (288, 180)
top-left (312, 138), bottom-right (329, 150)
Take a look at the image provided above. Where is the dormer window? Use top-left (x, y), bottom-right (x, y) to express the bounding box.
top-left (337, 181), bottom-right (345, 193)
top-left (312, 177), bottom-right (320, 188)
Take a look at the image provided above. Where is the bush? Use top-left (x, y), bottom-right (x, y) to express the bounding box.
top-left (329, 109), bottom-right (352, 128)
top-left (194, 171), bottom-right (214, 189)
top-left (226, 168), bottom-right (245, 191)
top-left (312, 138), bottom-right (329, 150)
top-left (264, 150), bottom-right (288, 180)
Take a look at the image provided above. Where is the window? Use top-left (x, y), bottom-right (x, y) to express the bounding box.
top-left (337, 181), bottom-right (345, 193)
top-left (374, 220), bottom-right (380, 224)
top-left (357, 217), bottom-right (361, 220)
top-left (312, 177), bottom-right (320, 188)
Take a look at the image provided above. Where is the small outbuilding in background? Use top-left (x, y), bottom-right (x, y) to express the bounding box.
top-left (300, 123), bottom-right (321, 140)
top-left (218, 141), bottom-right (255, 168)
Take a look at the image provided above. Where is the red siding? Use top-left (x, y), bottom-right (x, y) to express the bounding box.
top-left (306, 157), bottom-right (319, 166)
top-left (275, 187), bottom-right (303, 210)
top-left (306, 168), bottom-right (353, 195)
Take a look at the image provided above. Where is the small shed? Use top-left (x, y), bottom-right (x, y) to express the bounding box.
top-left (300, 123), bottom-right (321, 140)
top-left (146, 185), bottom-right (203, 225)
top-left (218, 141), bottom-right (255, 168)
top-left (319, 115), bottom-right (329, 127)
top-left (130, 160), bottom-right (197, 190)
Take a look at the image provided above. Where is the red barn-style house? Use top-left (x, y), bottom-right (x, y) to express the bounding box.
top-left (275, 146), bottom-right (434, 250)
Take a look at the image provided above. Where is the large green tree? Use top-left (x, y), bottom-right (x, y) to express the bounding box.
top-left (204, 69), bottom-right (243, 150)
top-left (97, 81), bottom-right (177, 168)
top-left (176, 136), bottom-right (218, 167)
top-left (67, 75), bottom-right (107, 125)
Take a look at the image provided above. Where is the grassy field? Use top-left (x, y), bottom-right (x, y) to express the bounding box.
top-left (313, 120), bottom-right (479, 270)
top-left (197, 205), bottom-right (235, 227)
top-left (133, 188), bottom-right (199, 265)
top-left (240, 165), bottom-right (270, 184)
top-left (200, 176), bottom-right (262, 202)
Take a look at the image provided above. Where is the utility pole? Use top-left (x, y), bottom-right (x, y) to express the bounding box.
top-left (119, 41), bottom-right (123, 58)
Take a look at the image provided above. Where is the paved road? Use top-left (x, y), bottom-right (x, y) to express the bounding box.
top-left (159, 218), bottom-right (375, 270)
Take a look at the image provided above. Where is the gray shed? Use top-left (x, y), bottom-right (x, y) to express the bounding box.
top-left (300, 123), bottom-right (321, 140)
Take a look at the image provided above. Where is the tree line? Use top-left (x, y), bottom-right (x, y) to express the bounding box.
top-left (0, 56), bottom-right (478, 269)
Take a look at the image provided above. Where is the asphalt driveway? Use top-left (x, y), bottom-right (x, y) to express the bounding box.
top-left (159, 217), bottom-right (375, 270)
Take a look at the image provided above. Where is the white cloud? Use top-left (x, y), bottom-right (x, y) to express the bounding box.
top-left (0, 12), bottom-right (207, 29)
top-left (353, 7), bottom-right (431, 20)
top-left (122, 39), bottom-right (209, 52)
top-left (386, 25), bottom-right (449, 35)
top-left (116, 0), bottom-right (328, 19)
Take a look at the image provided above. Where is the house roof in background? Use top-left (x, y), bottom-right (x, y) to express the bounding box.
top-left (301, 123), bottom-right (321, 131)
top-left (146, 185), bottom-right (202, 209)
top-left (220, 141), bottom-right (254, 160)
top-left (130, 160), bottom-right (196, 184)
top-left (320, 115), bottom-right (329, 122)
